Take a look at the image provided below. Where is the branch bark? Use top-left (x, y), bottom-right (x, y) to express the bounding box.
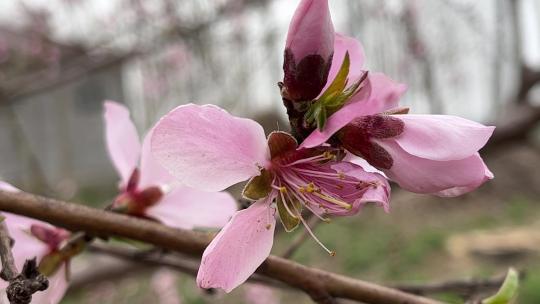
top-left (0, 218), bottom-right (49, 304)
top-left (0, 190), bottom-right (442, 304)
top-left (0, 220), bottom-right (18, 281)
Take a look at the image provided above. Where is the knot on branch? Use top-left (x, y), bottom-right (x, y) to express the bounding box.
top-left (6, 258), bottom-right (49, 304)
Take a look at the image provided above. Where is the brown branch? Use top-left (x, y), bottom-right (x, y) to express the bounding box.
top-left (0, 218), bottom-right (49, 304)
top-left (393, 274), bottom-right (507, 298)
top-left (0, 190), bottom-right (442, 304)
top-left (0, 220), bottom-right (18, 281)
top-left (484, 104), bottom-right (540, 151)
top-left (86, 243), bottom-right (288, 290)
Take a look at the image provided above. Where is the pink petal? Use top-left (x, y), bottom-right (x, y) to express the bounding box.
top-left (139, 128), bottom-right (174, 188)
top-left (343, 154), bottom-right (387, 177)
top-left (359, 72), bottom-right (407, 115)
top-left (331, 162), bottom-right (391, 212)
top-left (393, 115), bottom-right (495, 161)
top-left (197, 198), bottom-right (276, 293)
top-left (104, 101), bottom-right (141, 185)
top-left (321, 33), bottom-right (366, 94)
top-left (435, 163), bottom-right (494, 197)
top-left (145, 186), bottom-right (237, 230)
top-left (0, 181), bottom-right (19, 192)
top-left (301, 72), bottom-right (406, 148)
top-left (2, 213), bottom-right (51, 267)
top-left (378, 140), bottom-right (493, 195)
top-left (286, 0), bottom-right (334, 61)
top-left (30, 264), bottom-right (68, 304)
top-left (151, 104), bottom-right (269, 192)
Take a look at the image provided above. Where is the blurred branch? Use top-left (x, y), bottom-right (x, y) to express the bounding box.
top-left (1, 54), bottom-right (134, 102)
top-left (394, 273), bottom-right (510, 298)
top-left (488, 105), bottom-right (540, 150)
top-left (0, 190), bottom-right (442, 304)
top-left (0, 219), bottom-right (49, 304)
top-left (85, 243), bottom-right (287, 290)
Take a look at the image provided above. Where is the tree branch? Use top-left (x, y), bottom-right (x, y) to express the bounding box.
top-left (86, 243), bottom-right (288, 290)
top-left (0, 218), bottom-right (49, 304)
top-left (0, 220), bottom-right (18, 281)
top-left (0, 190), bottom-right (442, 304)
top-left (394, 274), bottom-right (507, 298)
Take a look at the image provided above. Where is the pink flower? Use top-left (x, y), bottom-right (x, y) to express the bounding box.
top-left (103, 101), bottom-right (237, 229)
top-left (283, 0), bottom-right (335, 101)
top-left (151, 104), bottom-right (390, 292)
top-left (300, 35), bottom-right (495, 196)
top-left (0, 182), bottom-right (69, 304)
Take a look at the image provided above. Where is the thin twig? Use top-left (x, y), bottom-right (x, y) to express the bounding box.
top-left (86, 243), bottom-right (288, 289)
top-left (0, 220), bottom-right (18, 281)
top-left (0, 217), bottom-right (49, 304)
top-left (0, 190), bottom-right (442, 304)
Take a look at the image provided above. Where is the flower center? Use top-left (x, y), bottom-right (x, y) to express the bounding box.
top-left (270, 148), bottom-right (372, 217)
top-left (112, 168), bottom-right (163, 216)
top-left (30, 224), bottom-right (70, 252)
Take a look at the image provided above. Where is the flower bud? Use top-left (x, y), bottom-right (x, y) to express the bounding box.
top-left (283, 0), bottom-right (334, 101)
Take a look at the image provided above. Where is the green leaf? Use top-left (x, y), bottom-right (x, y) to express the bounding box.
top-left (39, 252), bottom-right (65, 276)
top-left (482, 268), bottom-right (519, 304)
top-left (276, 194), bottom-right (301, 232)
top-left (316, 105), bottom-right (327, 130)
top-left (319, 52), bottom-right (350, 102)
top-left (242, 169), bottom-right (273, 200)
top-left (304, 52), bottom-right (369, 131)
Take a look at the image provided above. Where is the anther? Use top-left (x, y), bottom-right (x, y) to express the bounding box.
top-left (306, 183), bottom-right (317, 193)
top-left (322, 151), bottom-right (335, 160)
top-left (279, 187), bottom-right (287, 193)
top-left (312, 192), bottom-right (352, 210)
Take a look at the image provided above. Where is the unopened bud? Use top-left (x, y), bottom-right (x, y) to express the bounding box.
top-left (283, 0), bottom-right (334, 101)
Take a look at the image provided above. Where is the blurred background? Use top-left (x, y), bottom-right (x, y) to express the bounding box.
top-left (0, 0), bottom-right (539, 303)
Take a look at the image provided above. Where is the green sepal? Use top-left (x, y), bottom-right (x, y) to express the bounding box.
top-left (242, 169), bottom-right (273, 200)
top-left (482, 268), bottom-right (519, 304)
top-left (304, 52), bottom-right (367, 131)
top-left (38, 236), bottom-right (86, 276)
top-left (38, 252), bottom-right (65, 277)
top-left (276, 194), bottom-right (301, 232)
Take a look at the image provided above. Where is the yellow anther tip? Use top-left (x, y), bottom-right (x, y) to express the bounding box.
top-left (329, 251), bottom-right (336, 257)
top-left (265, 224), bottom-right (272, 230)
top-left (279, 187), bottom-right (287, 193)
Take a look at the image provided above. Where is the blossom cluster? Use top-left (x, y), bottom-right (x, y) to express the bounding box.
top-left (0, 0), bottom-right (494, 302)
top-left (150, 0), bottom-right (494, 293)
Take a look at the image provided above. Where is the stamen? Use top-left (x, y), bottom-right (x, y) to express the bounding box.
top-left (298, 213), bottom-right (335, 257)
top-left (312, 192), bottom-right (352, 210)
top-left (322, 151), bottom-right (335, 160)
top-left (279, 188), bottom-right (299, 219)
top-left (283, 154), bottom-right (329, 167)
top-left (305, 182), bottom-right (317, 193)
